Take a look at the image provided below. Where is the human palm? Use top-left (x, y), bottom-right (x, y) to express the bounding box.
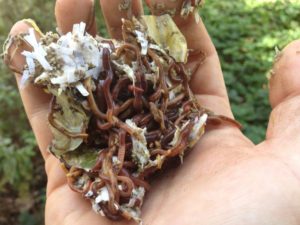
top-left (7, 0), bottom-right (300, 224)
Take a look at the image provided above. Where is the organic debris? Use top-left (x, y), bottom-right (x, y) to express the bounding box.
top-left (3, 13), bottom-right (240, 223)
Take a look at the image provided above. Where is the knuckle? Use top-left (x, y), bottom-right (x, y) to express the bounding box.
top-left (273, 40), bottom-right (300, 70)
top-left (285, 39), bottom-right (300, 50)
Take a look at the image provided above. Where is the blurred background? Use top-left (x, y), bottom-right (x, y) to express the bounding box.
top-left (0, 0), bottom-right (300, 224)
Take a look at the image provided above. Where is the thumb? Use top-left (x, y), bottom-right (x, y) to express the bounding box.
top-left (264, 40), bottom-right (300, 178)
top-left (263, 41), bottom-right (300, 176)
top-left (266, 40), bottom-right (300, 144)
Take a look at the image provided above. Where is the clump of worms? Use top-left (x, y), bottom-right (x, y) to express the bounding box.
top-left (3, 11), bottom-right (239, 224)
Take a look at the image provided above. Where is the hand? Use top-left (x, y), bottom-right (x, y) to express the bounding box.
top-left (7, 0), bottom-right (300, 224)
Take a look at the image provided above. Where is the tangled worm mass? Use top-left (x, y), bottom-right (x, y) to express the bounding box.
top-left (3, 1), bottom-right (240, 223)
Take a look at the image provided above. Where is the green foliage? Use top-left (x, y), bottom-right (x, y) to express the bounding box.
top-left (0, 0), bottom-right (54, 190)
top-left (0, 48), bottom-right (36, 199)
top-left (201, 0), bottom-right (300, 143)
top-left (0, 0), bottom-right (55, 34)
top-left (0, 133), bottom-right (36, 194)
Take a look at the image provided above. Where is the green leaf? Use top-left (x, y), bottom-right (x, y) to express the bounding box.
top-left (62, 146), bottom-right (100, 171)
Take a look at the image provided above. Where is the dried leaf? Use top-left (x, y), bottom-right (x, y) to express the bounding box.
top-left (49, 91), bottom-right (89, 155)
top-left (142, 15), bottom-right (188, 63)
top-left (62, 146), bottom-right (100, 171)
top-left (49, 127), bottom-right (83, 156)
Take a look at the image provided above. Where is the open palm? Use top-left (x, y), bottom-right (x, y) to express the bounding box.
top-left (7, 0), bottom-right (300, 224)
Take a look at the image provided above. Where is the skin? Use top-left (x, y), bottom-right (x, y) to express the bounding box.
top-left (6, 0), bottom-right (300, 224)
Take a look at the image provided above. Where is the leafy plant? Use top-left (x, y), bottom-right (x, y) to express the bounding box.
top-left (201, 0), bottom-right (300, 143)
top-left (0, 133), bottom-right (35, 194)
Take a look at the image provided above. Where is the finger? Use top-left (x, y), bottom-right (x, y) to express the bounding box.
top-left (266, 40), bottom-right (300, 141)
top-left (146, 0), bottom-right (231, 117)
top-left (99, 0), bottom-right (143, 39)
top-left (8, 21), bottom-right (52, 160)
top-left (55, 0), bottom-right (97, 36)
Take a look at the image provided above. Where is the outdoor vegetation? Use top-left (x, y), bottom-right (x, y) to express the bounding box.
top-left (0, 0), bottom-right (300, 224)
